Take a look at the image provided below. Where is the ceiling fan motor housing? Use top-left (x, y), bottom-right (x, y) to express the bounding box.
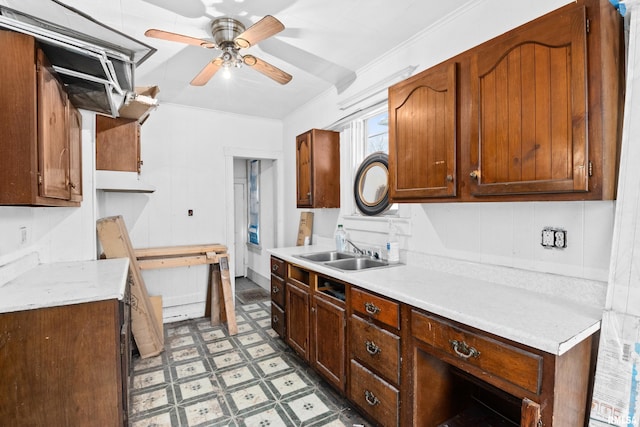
top-left (210, 17), bottom-right (246, 48)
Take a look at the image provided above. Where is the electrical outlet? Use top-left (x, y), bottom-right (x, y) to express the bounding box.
top-left (541, 227), bottom-right (567, 249)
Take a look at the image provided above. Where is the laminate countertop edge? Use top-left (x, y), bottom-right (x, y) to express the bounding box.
top-left (269, 245), bottom-right (602, 356)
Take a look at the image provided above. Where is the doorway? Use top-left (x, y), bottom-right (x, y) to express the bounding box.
top-left (233, 180), bottom-right (247, 277)
top-left (228, 153), bottom-right (280, 290)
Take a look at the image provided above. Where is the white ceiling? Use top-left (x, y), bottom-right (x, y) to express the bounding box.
top-left (8, 0), bottom-right (475, 119)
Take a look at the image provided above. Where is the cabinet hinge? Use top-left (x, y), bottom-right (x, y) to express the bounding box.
top-left (588, 161), bottom-right (593, 177)
top-left (37, 173), bottom-right (43, 185)
top-left (586, 18), bottom-right (590, 34)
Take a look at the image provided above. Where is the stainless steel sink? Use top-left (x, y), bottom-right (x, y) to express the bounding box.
top-left (295, 250), bottom-right (397, 272)
top-left (296, 251), bottom-right (356, 262)
top-left (324, 257), bottom-right (389, 271)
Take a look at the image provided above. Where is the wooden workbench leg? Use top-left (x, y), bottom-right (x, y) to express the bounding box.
top-left (219, 255), bottom-right (238, 335)
top-left (210, 263), bottom-right (222, 326)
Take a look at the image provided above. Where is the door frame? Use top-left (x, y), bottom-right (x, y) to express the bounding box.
top-left (224, 147), bottom-right (284, 282)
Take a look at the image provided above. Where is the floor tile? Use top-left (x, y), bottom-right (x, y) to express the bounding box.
top-left (130, 279), bottom-right (369, 426)
top-left (284, 392), bottom-right (332, 423)
top-left (228, 383), bottom-right (273, 413)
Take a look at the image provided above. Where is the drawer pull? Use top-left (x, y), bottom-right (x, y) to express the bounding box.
top-left (272, 286), bottom-right (280, 294)
top-left (272, 264), bottom-right (279, 271)
top-left (365, 340), bottom-right (381, 356)
top-left (272, 315), bottom-right (279, 324)
top-left (449, 339), bottom-right (480, 359)
top-left (364, 390), bottom-right (380, 406)
top-left (364, 302), bottom-right (381, 316)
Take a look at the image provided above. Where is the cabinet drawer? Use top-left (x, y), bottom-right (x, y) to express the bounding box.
top-left (350, 314), bottom-right (400, 384)
top-left (270, 257), bottom-right (285, 279)
top-left (349, 359), bottom-right (399, 427)
top-left (351, 287), bottom-right (399, 329)
top-left (271, 275), bottom-right (285, 308)
top-left (271, 302), bottom-right (285, 338)
top-left (411, 310), bottom-right (542, 395)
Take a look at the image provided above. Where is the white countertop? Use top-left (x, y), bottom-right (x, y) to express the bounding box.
top-left (0, 258), bottom-right (130, 314)
top-left (269, 245), bottom-right (602, 356)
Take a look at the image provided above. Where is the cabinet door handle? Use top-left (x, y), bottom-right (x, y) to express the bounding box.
top-left (449, 339), bottom-right (480, 359)
top-left (272, 286), bottom-right (280, 294)
top-left (272, 315), bottom-right (279, 324)
top-left (364, 302), bottom-right (381, 316)
top-left (364, 390), bottom-right (380, 406)
top-left (272, 264), bottom-right (279, 271)
top-left (365, 340), bottom-right (381, 356)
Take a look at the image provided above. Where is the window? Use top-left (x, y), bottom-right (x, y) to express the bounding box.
top-left (349, 106), bottom-right (397, 216)
top-left (365, 110), bottom-right (389, 155)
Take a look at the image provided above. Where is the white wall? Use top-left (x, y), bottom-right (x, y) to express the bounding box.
top-left (282, 0), bottom-right (614, 284)
top-left (0, 110), bottom-right (97, 268)
top-left (98, 103), bottom-right (282, 321)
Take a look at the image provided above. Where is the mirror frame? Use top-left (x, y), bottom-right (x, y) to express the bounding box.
top-left (354, 152), bottom-right (390, 216)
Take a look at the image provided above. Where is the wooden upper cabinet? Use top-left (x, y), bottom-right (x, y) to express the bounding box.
top-left (296, 129), bottom-right (340, 208)
top-left (0, 30), bottom-right (82, 207)
top-left (389, 62), bottom-right (457, 201)
top-left (38, 49), bottom-right (71, 201)
top-left (469, 6), bottom-right (588, 196)
top-left (96, 116), bottom-right (142, 173)
top-left (387, 0), bottom-right (623, 203)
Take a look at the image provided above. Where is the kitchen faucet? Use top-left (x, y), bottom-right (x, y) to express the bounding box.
top-left (345, 239), bottom-right (366, 256)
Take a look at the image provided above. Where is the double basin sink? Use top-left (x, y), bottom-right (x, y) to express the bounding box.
top-left (294, 250), bottom-right (397, 272)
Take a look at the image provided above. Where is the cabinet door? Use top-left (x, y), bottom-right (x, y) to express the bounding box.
top-left (286, 281), bottom-right (310, 361)
top-left (389, 62), bottom-right (457, 201)
top-left (68, 103), bottom-right (83, 202)
top-left (96, 116), bottom-right (141, 172)
top-left (469, 6), bottom-right (588, 196)
top-left (37, 50), bottom-right (70, 200)
top-left (312, 295), bottom-right (345, 392)
top-left (296, 131), bottom-right (313, 207)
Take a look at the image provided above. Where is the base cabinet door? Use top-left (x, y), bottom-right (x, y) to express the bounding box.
top-left (286, 281), bottom-right (310, 361)
top-left (0, 299), bottom-right (130, 426)
top-left (311, 295), bottom-right (346, 392)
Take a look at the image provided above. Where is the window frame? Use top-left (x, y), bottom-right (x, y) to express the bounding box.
top-left (343, 104), bottom-right (399, 218)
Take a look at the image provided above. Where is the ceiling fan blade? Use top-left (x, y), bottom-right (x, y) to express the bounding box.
top-left (191, 58), bottom-right (224, 86)
top-left (234, 16), bottom-right (284, 48)
top-left (243, 55), bottom-right (292, 85)
top-left (145, 29), bottom-right (216, 48)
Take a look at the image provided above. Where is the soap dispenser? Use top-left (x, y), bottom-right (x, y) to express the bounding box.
top-left (386, 219), bottom-right (399, 264)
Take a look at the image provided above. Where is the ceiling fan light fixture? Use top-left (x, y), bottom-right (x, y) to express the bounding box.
top-left (145, 15), bottom-right (290, 86)
top-left (222, 65), bottom-right (232, 79)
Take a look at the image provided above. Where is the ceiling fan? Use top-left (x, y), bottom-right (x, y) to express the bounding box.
top-left (145, 15), bottom-right (292, 86)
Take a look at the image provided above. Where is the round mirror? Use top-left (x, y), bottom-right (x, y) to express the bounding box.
top-left (354, 152), bottom-right (390, 216)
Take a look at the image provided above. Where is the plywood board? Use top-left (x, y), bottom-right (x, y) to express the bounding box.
top-left (97, 216), bottom-right (164, 358)
top-left (296, 211), bottom-right (314, 246)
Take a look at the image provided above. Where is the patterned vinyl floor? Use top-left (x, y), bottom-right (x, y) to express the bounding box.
top-left (128, 289), bottom-right (370, 427)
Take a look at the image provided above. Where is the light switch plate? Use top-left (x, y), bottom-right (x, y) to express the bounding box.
top-left (541, 227), bottom-right (567, 249)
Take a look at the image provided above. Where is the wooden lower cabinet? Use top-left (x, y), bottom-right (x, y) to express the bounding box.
top-left (311, 294), bottom-right (346, 392)
top-left (274, 259), bottom-right (595, 426)
top-left (286, 279), bottom-right (310, 361)
top-left (349, 359), bottom-right (400, 427)
top-left (411, 309), bottom-right (593, 427)
top-left (270, 256), bottom-right (286, 338)
top-left (0, 298), bottom-right (132, 426)
top-left (271, 302), bottom-right (285, 338)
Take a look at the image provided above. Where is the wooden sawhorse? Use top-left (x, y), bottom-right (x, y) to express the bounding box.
top-left (134, 244), bottom-right (238, 335)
